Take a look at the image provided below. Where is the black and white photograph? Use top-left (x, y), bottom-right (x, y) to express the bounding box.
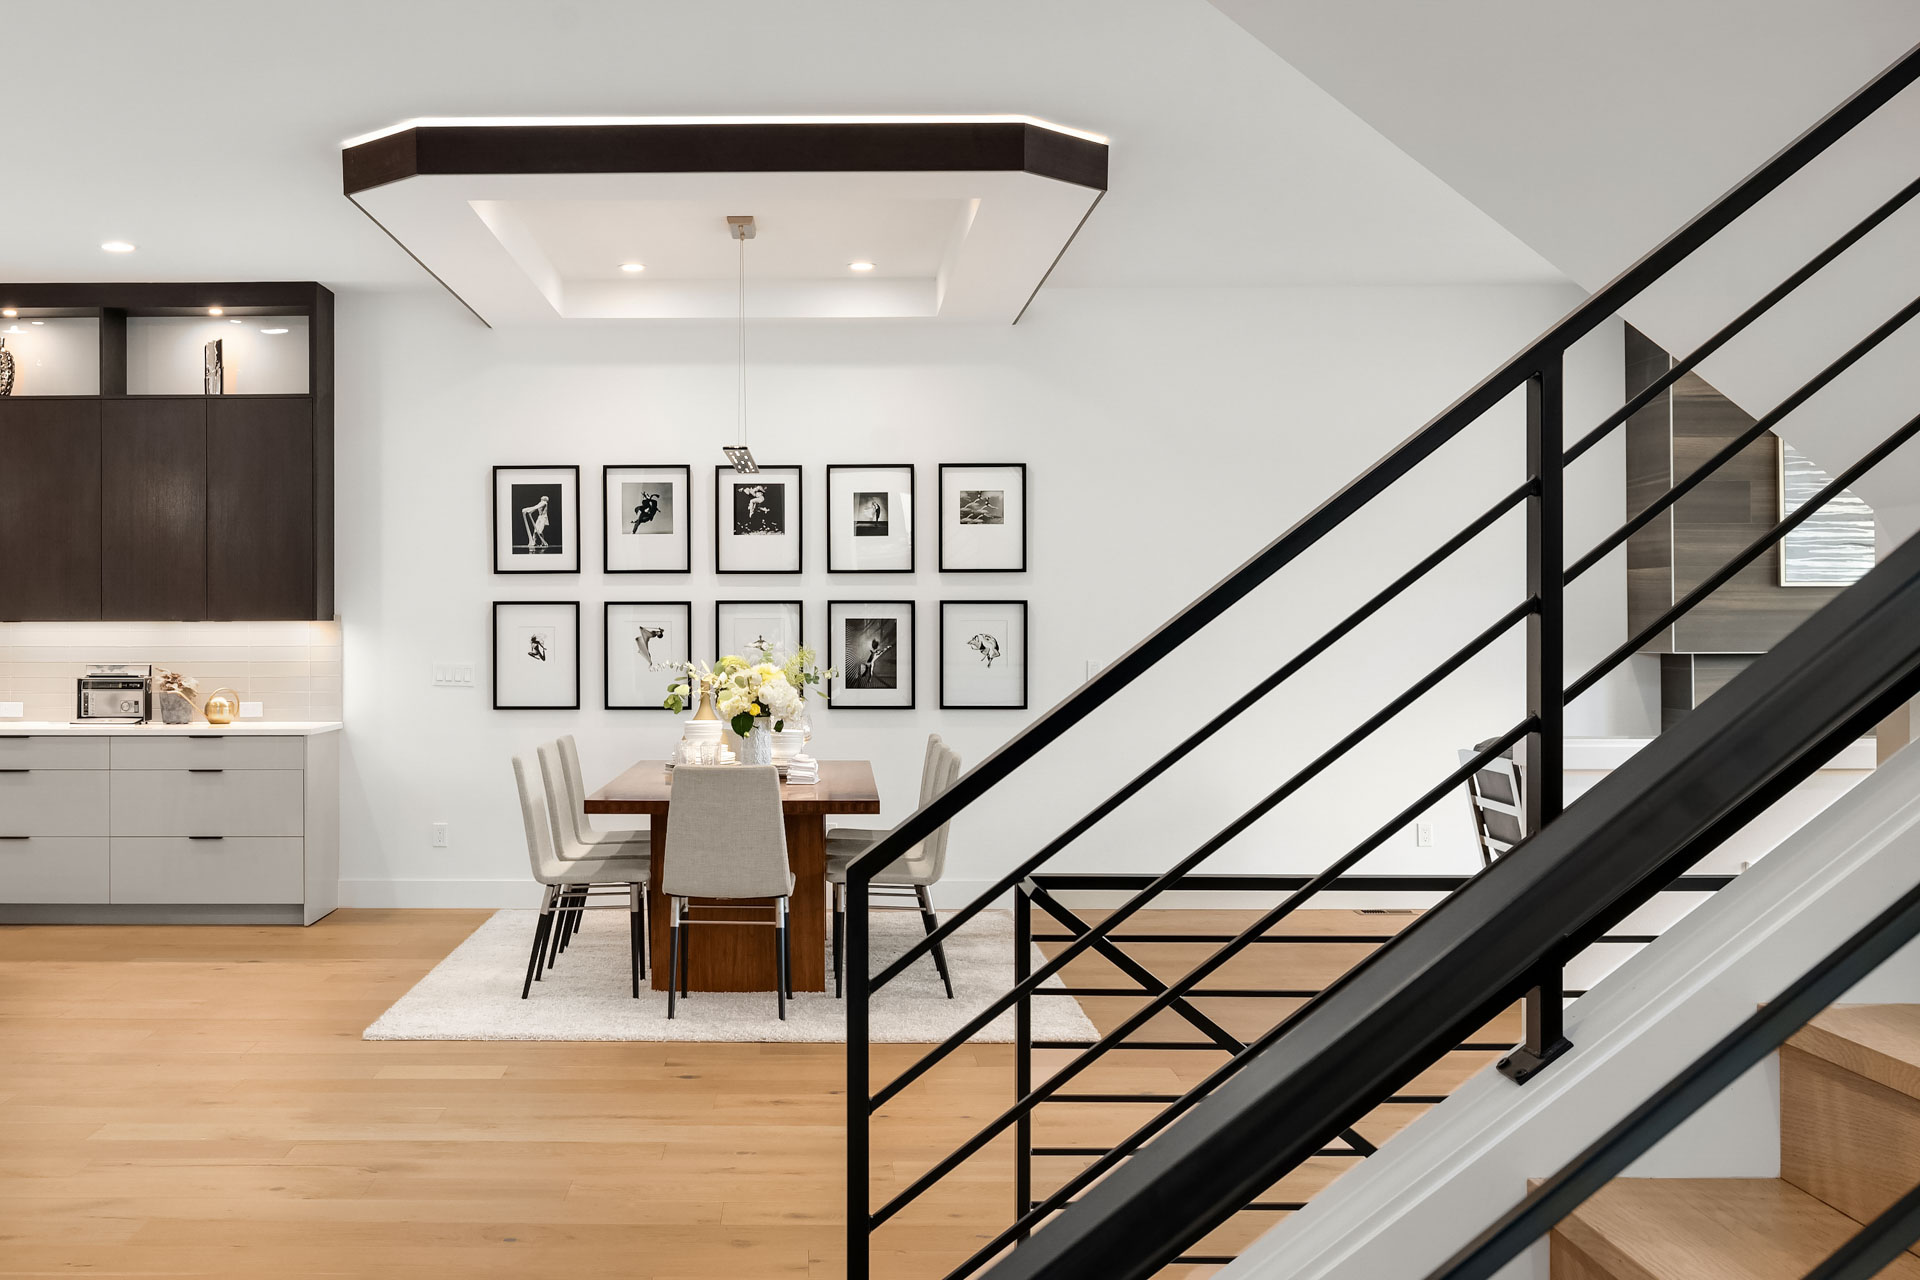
top-left (940, 463), bottom-right (1026, 571)
top-left (828, 464), bottom-right (915, 572)
top-left (494, 465), bottom-right (580, 574)
top-left (940, 599), bottom-right (1028, 709)
top-left (958, 489), bottom-right (1003, 524)
top-left (603, 465), bottom-right (691, 573)
top-left (715, 464), bottom-right (803, 572)
top-left (716, 600), bottom-right (803, 662)
top-left (604, 601), bottom-right (691, 710)
top-left (493, 600), bottom-right (580, 709)
top-left (828, 599), bottom-right (915, 708)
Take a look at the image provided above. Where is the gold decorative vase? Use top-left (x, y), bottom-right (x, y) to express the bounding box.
top-left (692, 683), bottom-right (719, 721)
top-left (203, 688), bottom-right (241, 725)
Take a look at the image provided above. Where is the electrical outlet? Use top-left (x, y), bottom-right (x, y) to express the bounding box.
top-left (239, 701), bottom-right (263, 719)
top-left (432, 823), bottom-right (449, 848)
top-left (432, 662), bottom-right (476, 688)
top-left (0, 701), bottom-right (22, 718)
top-left (1415, 822), bottom-right (1434, 847)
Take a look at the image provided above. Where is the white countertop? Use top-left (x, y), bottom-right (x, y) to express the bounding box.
top-left (1565, 736), bottom-right (1877, 771)
top-left (0, 721), bottom-right (342, 736)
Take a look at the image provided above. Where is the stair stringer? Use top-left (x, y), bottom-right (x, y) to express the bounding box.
top-left (1217, 741), bottom-right (1920, 1280)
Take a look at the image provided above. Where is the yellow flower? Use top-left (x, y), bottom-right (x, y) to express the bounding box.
top-left (750, 702), bottom-right (762, 716)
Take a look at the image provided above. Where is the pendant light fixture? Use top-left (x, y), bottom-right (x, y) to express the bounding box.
top-left (723, 214), bottom-right (759, 473)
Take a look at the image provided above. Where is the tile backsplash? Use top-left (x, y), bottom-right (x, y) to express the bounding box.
top-left (0, 621), bottom-right (341, 722)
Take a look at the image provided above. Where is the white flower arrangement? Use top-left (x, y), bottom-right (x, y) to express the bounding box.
top-left (665, 649), bottom-right (828, 738)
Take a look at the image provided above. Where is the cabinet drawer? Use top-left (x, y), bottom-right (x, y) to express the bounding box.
top-left (110, 837), bottom-right (303, 904)
top-left (109, 770), bottom-right (303, 837)
top-left (0, 770), bottom-right (110, 835)
top-left (0, 736), bottom-right (109, 769)
top-left (0, 836), bottom-right (109, 903)
top-left (111, 735), bottom-right (304, 771)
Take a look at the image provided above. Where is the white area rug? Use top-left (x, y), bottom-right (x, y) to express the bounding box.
top-left (365, 907), bottom-right (1097, 1044)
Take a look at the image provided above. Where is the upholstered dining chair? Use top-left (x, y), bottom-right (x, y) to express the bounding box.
top-left (661, 765), bottom-right (795, 1020)
top-left (555, 735), bottom-right (648, 849)
top-left (538, 741), bottom-right (653, 973)
top-left (827, 735), bottom-right (963, 999)
top-left (511, 755), bottom-right (649, 1000)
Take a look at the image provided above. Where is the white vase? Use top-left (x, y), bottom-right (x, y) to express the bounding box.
top-left (740, 721), bottom-right (774, 766)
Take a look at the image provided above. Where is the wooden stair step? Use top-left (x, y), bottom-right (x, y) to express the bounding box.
top-left (1551, 1178), bottom-right (1920, 1279)
top-left (1788, 1005), bottom-right (1920, 1102)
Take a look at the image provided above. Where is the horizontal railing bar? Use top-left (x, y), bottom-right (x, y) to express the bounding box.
top-left (1043, 1093), bottom-right (1446, 1106)
top-left (912, 725), bottom-right (1533, 1266)
top-left (1028, 873), bottom-right (1734, 892)
top-left (1032, 932), bottom-right (1662, 944)
top-left (1561, 171), bottom-right (1920, 468)
top-left (1427, 878), bottom-right (1920, 1280)
top-left (1565, 292), bottom-right (1920, 586)
top-left (1030, 1146), bottom-right (1360, 1160)
top-left (1037, 1039), bottom-right (1512, 1053)
top-left (1041, 987), bottom-right (1328, 998)
top-left (868, 481), bottom-right (1534, 991)
top-left (868, 606), bottom-right (1535, 1117)
top-left (1569, 403), bottom-right (1920, 701)
top-left (1029, 1200), bottom-right (1308, 1213)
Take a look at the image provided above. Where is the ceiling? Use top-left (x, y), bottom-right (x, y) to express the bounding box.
top-left (0, 0), bottom-right (1563, 306)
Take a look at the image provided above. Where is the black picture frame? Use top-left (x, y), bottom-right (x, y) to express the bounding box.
top-left (493, 465), bottom-right (581, 575)
top-left (940, 599), bottom-right (1029, 710)
top-left (939, 462), bottom-right (1028, 573)
top-left (602, 464), bottom-right (692, 574)
top-left (826, 463), bottom-right (916, 573)
top-left (714, 464), bottom-right (804, 574)
top-left (492, 600), bottom-right (581, 710)
top-left (827, 599), bottom-right (916, 709)
top-left (714, 599), bottom-right (806, 663)
top-left (603, 600), bottom-right (693, 711)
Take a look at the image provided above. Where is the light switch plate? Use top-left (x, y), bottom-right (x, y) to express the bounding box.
top-left (0, 701), bottom-right (22, 718)
top-left (432, 662), bottom-right (477, 688)
top-left (239, 701), bottom-right (264, 719)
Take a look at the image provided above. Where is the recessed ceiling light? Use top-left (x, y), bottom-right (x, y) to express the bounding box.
top-left (229, 318), bottom-right (243, 324)
top-left (100, 241), bottom-right (135, 253)
top-left (261, 328), bottom-right (289, 335)
top-left (30, 320), bottom-right (44, 325)
top-left (848, 261), bottom-right (876, 272)
top-left (0, 310), bottom-right (14, 318)
top-left (208, 307), bottom-right (224, 316)
top-left (620, 262), bottom-right (646, 273)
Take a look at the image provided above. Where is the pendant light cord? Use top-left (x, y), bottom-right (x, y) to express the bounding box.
top-left (737, 231), bottom-right (747, 451)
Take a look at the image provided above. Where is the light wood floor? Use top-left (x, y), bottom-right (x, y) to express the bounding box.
top-left (0, 907), bottom-right (1512, 1279)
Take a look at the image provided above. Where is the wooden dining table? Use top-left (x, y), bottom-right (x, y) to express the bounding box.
top-left (585, 760), bottom-right (881, 993)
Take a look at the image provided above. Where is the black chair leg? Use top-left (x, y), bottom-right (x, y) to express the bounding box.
top-left (521, 899), bottom-right (553, 999)
top-left (629, 899), bottom-right (641, 999)
top-left (545, 889), bottom-right (571, 971)
top-left (832, 885), bottom-right (844, 1000)
top-left (776, 908), bottom-right (788, 1022)
top-left (667, 905), bottom-right (681, 1019)
top-left (916, 886), bottom-right (954, 999)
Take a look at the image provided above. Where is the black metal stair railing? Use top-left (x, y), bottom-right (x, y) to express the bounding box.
top-left (844, 38), bottom-right (1920, 1280)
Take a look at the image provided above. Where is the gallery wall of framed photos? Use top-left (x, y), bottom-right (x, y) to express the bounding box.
top-left (485, 461), bottom-right (1031, 712)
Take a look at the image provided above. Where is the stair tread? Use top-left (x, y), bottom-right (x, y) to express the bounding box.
top-left (1555, 1178), bottom-right (1920, 1279)
top-left (1789, 1005), bottom-right (1920, 1102)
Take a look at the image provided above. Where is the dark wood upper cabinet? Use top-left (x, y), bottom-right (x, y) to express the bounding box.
top-left (0, 281), bottom-right (332, 621)
top-left (103, 399), bottom-right (207, 620)
top-left (207, 398), bottom-right (315, 621)
top-left (0, 400), bottom-right (104, 620)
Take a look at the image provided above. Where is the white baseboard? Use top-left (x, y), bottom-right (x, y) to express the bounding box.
top-left (338, 879), bottom-right (544, 909)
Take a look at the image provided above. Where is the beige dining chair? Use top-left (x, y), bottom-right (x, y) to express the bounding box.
top-left (555, 735), bottom-right (649, 849)
top-left (538, 741), bottom-right (653, 973)
top-left (512, 755), bottom-right (649, 999)
top-left (661, 765), bottom-right (795, 1020)
top-left (827, 735), bottom-right (963, 999)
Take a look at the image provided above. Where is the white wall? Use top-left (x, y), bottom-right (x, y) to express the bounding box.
top-left (0, 318), bottom-right (100, 394)
top-left (332, 282), bottom-right (1641, 906)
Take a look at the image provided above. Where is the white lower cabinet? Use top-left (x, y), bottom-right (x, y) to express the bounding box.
top-left (110, 837), bottom-right (304, 904)
top-left (0, 837), bottom-right (109, 903)
top-left (0, 729), bottom-right (338, 923)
